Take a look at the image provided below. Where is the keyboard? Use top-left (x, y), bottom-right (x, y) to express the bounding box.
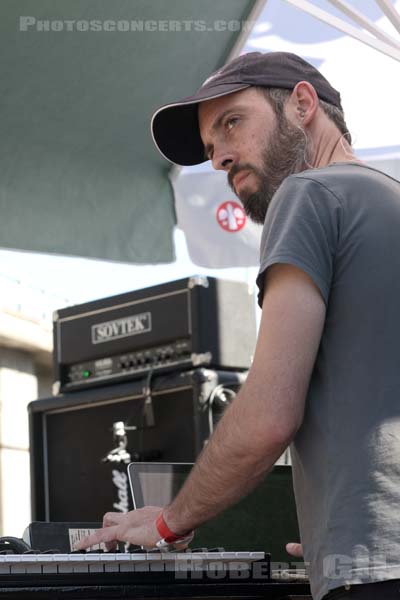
top-left (0, 551), bottom-right (312, 599)
top-left (0, 550), bottom-right (266, 575)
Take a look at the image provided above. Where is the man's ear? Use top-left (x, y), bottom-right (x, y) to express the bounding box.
top-left (288, 81), bottom-right (319, 125)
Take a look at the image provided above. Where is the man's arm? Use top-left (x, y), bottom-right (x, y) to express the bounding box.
top-left (163, 263), bottom-right (326, 533)
top-left (78, 263), bottom-right (326, 549)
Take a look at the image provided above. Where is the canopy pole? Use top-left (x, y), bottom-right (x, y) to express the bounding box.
top-left (282, 0), bottom-right (400, 62)
top-left (328, 0), bottom-right (400, 50)
top-left (375, 0), bottom-right (400, 35)
top-left (225, 0), bottom-right (268, 61)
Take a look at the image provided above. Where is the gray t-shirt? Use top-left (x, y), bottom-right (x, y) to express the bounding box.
top-left (256, 163), bottom-right (400, 600)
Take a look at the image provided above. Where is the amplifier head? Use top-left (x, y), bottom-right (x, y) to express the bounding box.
top-left (53, 277), bottom-right (256, 393)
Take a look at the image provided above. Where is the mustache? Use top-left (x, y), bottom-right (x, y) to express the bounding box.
top-left (227, 164), bottom-right (256, 191)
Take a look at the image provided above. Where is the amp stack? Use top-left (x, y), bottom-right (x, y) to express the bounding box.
top-left (29, 276), bottom-right (257, 522)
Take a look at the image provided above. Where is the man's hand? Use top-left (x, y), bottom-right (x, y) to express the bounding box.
top-left (76, 506), bottom-right (162, 551)
top-left (286, 542), bottom-right (303, 558)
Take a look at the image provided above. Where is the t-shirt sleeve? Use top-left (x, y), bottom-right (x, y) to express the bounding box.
top-left (256, 174), bottom-right (342, 307)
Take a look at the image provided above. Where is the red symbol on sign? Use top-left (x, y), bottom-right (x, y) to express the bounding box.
top-left (216, 201), bottom-right (246, 232)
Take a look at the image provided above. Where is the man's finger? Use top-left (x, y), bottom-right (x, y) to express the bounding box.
top-left (101, 512), bottom-right (125, 550)
top-left (76, 525), bottom-right (120, 550)
top-left (286, 542), bottom-right (303, 557)
top-left (102, 512), bottom-right (126, 527)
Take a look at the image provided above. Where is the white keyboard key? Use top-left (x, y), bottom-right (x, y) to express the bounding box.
top-left (119, 562), bottom-right (135, 572)
top-left (42, 564), bottom-right (58, 573)
top-left (58, 563), bottom-right (74, 573)
top-left (0, 564), bottom-right (11, 575)
top-left (72, 563), bottom-right (89, 573)
top-left (104, 562), bottom-right (119, 572)
top-left (88, 563), bottom-right (105, 573)
top-left (10, 564), bottom-right (27, 574)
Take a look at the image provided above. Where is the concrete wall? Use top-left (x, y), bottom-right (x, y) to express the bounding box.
top-left (0, 349), bottom-right (36, 536)
top-left (0, 311), bottom-right (52, 537)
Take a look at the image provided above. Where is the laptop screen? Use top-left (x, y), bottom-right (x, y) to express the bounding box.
top-left (128, 462), bottom-right (299, 562)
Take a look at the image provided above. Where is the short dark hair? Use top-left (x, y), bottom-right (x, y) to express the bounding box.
top-left (257, 86), bottom-right (352, 145)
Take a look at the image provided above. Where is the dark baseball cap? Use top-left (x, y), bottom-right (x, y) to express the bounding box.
top-left (151, 51), bottom-right (342, 166)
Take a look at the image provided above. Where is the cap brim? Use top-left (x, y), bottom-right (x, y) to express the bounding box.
top-left (151, 83), bottom-right (250, 166)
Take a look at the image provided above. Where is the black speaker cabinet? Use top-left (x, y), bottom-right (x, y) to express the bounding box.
top-left (29, 369), bottom-right (246, 522)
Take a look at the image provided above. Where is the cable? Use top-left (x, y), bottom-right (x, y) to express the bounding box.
top-left (207, 384), bottom-right (237, 435)
top-left (138, 369), bottom-right (155, 458)
top-left (0, 537), bottom-right (31, 554)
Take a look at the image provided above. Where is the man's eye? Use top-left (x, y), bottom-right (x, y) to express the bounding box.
top-left (226, 117), bottom-right (239, 131)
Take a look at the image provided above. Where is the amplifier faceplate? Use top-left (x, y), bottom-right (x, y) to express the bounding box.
top-left (62, 341), bottom-right (212, 392)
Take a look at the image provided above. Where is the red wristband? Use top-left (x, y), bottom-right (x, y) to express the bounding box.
top-left (156, 511), bottom-right (188, 543)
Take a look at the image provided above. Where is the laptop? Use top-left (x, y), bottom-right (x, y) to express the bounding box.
top-left (128, 462), bottom-right (300, 562)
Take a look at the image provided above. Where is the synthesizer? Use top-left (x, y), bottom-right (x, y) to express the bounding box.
top-left (0, 550), bottom-right (265, 575)
top-left (0, 550), bottom-right (312, 599)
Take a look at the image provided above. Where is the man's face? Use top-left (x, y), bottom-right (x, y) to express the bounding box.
top-left (198, 87), bottom-right (309, 224)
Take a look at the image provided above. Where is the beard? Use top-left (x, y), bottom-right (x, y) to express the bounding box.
top-left (228, 114), bottom-right (312, 225)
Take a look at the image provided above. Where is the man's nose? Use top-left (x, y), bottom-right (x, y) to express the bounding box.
top-left (212, 149), bottom-right (235, 172)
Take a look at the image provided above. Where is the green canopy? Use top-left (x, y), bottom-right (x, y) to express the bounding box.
top-left (0, 0), bottom-right (258, 263)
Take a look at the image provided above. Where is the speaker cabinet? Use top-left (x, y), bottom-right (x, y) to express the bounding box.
top-left (29, 369), bottom-right (246, 522)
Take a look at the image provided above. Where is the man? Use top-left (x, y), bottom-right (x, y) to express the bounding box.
top-left (79, 52), bottom-right (400, 600)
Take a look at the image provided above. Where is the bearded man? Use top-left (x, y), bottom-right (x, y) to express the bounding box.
top-left (79, 52), bottom-right (400, 600)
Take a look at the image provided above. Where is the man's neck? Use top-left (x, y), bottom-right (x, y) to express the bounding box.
top-left (311, 124), bottom-right (362, 169)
